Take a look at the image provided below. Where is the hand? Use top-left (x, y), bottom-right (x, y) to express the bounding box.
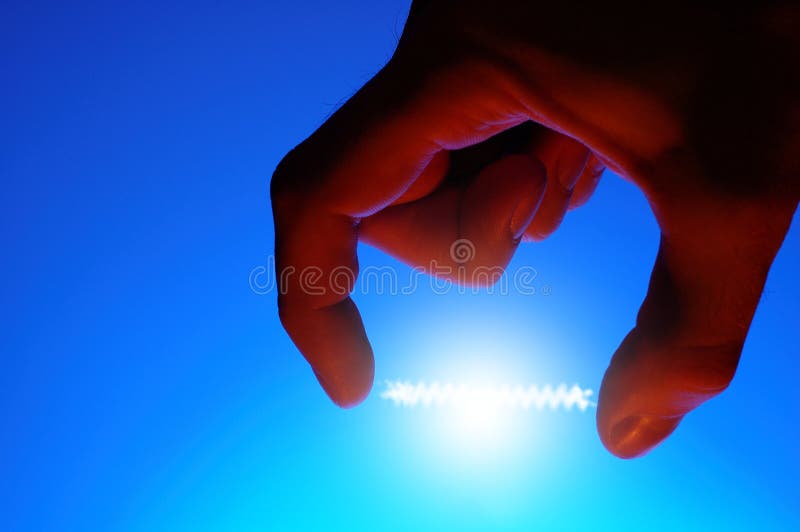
top-left (270, 1), bottom-right (800, 458)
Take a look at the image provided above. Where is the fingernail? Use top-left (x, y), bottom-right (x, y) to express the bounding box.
top-left (607, 415), bottom-right (682, 459)
top-left (556, 149), bottom-right (589, 191)
top-left (555, 158), bottom-right (570, 191)
top-left (510, 192), bottom-right (543, 240)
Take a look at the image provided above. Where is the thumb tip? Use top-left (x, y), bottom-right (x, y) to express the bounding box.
top-left (600, 414), bottom-right (682, 459)
top-left (313, 362), bottom-right (375, 408)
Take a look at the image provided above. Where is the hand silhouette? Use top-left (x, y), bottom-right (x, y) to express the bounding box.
top-left (271, 2), bottom-right (799, 457)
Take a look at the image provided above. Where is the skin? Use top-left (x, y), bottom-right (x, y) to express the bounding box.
top-left (270, 1), bottom-right (800, 458)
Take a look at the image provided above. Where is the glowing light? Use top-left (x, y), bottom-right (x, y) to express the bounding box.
top-left (381, 381), bottom-right (596, 411)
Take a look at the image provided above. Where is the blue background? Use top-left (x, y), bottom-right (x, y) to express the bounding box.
top-left (2, 1), bottom-right (799, 530)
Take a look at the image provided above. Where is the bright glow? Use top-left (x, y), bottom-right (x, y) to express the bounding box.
top-left (381, 380), bottom-right (596, 462)
top-left (379, 327), bottom-right (593, 469)
top-left (381, 381), bottom-right (596, 411)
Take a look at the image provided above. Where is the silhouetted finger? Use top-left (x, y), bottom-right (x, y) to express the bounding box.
top-left (597, 195), bottom-right (797, 458)
top-left (271, 60), bottom-right (541, 407)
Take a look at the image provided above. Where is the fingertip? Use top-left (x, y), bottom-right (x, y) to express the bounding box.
top-left (600, 414), bottom-right (682, 459)
top-left (568, 155), bottom-right (605, 210)
top-left (510, 188), bottom-right (545, 240)
top-left (596, 325), bottom-right (740, 459)
top-left (523, 178), bottom-right (571, 241)
top-left (280, 297), bottom-right (376, 409)
top-left (595, 328), bottom-right (682, 459)
top-left (505, 154), bottom-right (548, 239)
top-left (313, 356), bottom-right (375, 408)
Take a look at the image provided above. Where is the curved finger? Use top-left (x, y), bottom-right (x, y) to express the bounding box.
top-left (271, 60), bottom-right (541, 407)
top-left (597, 196), bottom-right (798, 458)
top-left (360, 153), bottom-right (546, 282)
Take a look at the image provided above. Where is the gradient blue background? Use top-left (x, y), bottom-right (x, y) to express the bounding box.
top-left (2, 2), bottom-right (799, 530)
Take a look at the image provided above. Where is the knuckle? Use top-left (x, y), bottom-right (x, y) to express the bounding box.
top-left (270, 149), bottom-right (302, 208)
top-left (271, 147), bottom-right (318, 223)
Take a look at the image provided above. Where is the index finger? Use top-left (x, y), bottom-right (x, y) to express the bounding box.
top-left (271, 58), bottom-right (536, 406)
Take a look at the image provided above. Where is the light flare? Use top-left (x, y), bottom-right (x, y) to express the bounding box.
top-left (380, 380), bottom-right (596, 411)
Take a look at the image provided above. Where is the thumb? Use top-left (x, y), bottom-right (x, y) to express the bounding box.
top-left (597, 192), bottom-right (797, 458)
